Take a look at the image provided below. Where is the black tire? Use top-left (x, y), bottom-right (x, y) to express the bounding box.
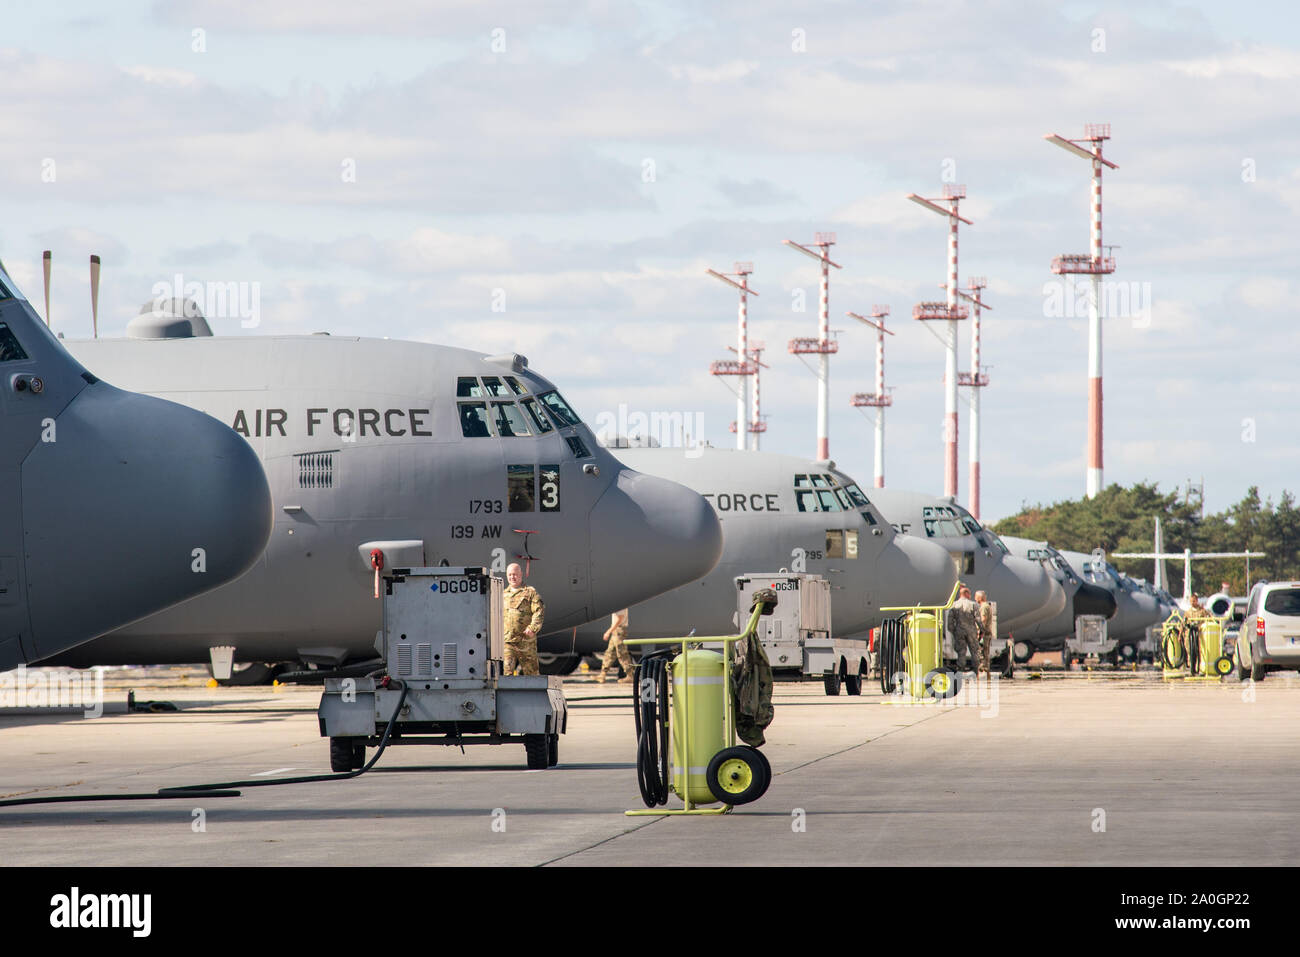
top-left (524, 733), bottom-right (549, 770)
top-left (1117, 642), bottom-right (1138, 666)
top-left (538, 654), bottom-right (582, 676)
top-left (329, 737), bottom-right (355, 773)
top-left (924, 668), bottom-right (961, 700)
top-left (1061, 648), bottom-right (1072, 671)
top-left (547, 733), bottom-right (559, 768)
top-left (1000, 649), bottom-right (1015, 679)
top-left (351, 740), bottom-right (366, 771)
top-left (214, 661), bottom-right (285, 687)
top-left (823, 671), bottom-right (842, 696)
top-left (1251, 661), bottom-right (1267, 682)
top-left (750, 746), bottom-right (772, 785)
top-left (844, 664), bottom-right (862, 697)
top-left (1013, 641), bottom-right (1033, 664)
top-left (705, 746), bottom-right (770, 806)
top-left (1213, 656), bottom-right (1233, 677)
top-left (1237, 647), bottom-right (1250, 680)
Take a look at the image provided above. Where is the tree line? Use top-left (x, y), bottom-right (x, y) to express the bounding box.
top-left (990, 483), bottom-right (1300, 597)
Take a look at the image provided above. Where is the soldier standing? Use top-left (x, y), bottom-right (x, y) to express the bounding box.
top-left (948, 584), bottom-right (982, 673)
top-left (597, 608), bottom-right (634, 684)
top-left (502, 562), bottom-right (544, 676)
top-left (974, 589), bottom-right (994, 673)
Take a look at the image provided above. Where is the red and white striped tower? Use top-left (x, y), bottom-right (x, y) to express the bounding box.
top-left (907, 185), bottom-right (971, 497)
top-left (1045, 124), bottom-right (1119, 499)
top-left (955, 279), bottom-right (991, 519)
top-left (745, 342), bottom-right (770, 450)
top-left (849, 306), bottom-right (894, 488)
top-left (707, 263), bottom-right (758, 450)
top-left (784, 233), bottom-right (841, 461)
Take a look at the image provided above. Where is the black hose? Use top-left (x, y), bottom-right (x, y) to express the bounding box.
top-left (1187, 622), bottom-right (1202, 675)
top-left (878, 615), bottom-right (908, 695)
top-left (0, 682), bottom-right (409, 808)
top-left (632, 652), bottom-right (671, 808)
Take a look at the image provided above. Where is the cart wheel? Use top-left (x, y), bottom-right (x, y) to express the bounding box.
top-left (351, 740), bottom-right (366, 771)
top-left (924, 668), bottom-right (961, 699)
top-left (705, 746), bottom-right (770, 806)
top-left (547, 733), bottom-right (559, 768)
top-left (1213, 656), bottom-right (1233, 677)
top-left (844, 667), bottom-right (862, 696)
top-left (749, 746), bottom-right (772, 785)
top-left (329, 737), bottom-right (355, 773)
top-left (524, 733), bottom-right (549, 770)
top-left (823, 671), bottom-right (842, 696)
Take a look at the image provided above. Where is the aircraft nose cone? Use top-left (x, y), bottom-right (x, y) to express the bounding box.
top-left (18, 384), bottom-right (272, 665)
top-left (1073, 582), bottom-right (1118, 620)
top-left (589, 469), bottom-right (722, 613)
top-left (991, 555), bottom-right (1061, 631)
top-left (877, 535), bottom-right (958, 606)
top-left (1126, 591), bottom-right (1164, 634)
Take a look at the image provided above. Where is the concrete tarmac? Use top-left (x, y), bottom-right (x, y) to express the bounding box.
top-left (2, 666), bottom-right (1297, 866)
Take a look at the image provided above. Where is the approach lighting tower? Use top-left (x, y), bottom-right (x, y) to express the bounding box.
top-left (707, 263), bottom-right (758, 450)
top-left (1045, 124), bottom-right (1119, 499)
top-left (955, 278), bottom-right (991, 519)
top-left (728, 342), bottom-right (770, 450)
top-left (907, 184), bottom-right (971, 498)
top-left (848, 306), bottom-right (893, 488)
top-left (784, 233), bottom-right (841, 461)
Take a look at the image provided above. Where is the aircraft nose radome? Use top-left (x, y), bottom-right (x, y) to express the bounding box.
top-left (588, 469), bottom-right (722, 611)
top-left (1074, 582), bottom-right (1119, 620)
top-left (1129, 592), bottom-right (1164, 631)
top-left (878, 536), bottom-right (958, 606)
top-left (992, 556), bottom-right (1060, 631)
top-left (19, 385), bottom-right (272, 665)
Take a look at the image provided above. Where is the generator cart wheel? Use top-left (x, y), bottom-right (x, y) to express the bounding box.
top-left (924, 668), bottom-right (961, 700)
top-left (1213, 656), bottom-right (1233, 677)
top-left (750, 746), bottom-right (772, 785)
top-left (705, 746), bottom-right (770, 806)
top-left (351, 740), bottom-right (366, 771)
top-left (823, 671), bottom-right (842, 696)
top-left (330, 737), bottom-right (356, 773)
top-left (524, 733), bottom-right (549, 770)
top-left (844, 664), bottom-right (862, 697)
top-left (547, 733), bottom-right (559, 768)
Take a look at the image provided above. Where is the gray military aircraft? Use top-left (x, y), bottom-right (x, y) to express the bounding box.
top-left (1001, 536), bottom-right (1118, 660)
top-left (553, 446), bottom-right (958, 661)
top-left (45, 309), bottom-right (721, 679)
top-left (1056, 549), bottom-right (1165, 658)
top-left (0, 268), bottom-right (271, 671)
top-left (866, 489), bottom-right (1066, 633)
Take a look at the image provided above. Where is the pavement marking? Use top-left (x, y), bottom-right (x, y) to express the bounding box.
top-left (252, 767), bottom-right (298, 777)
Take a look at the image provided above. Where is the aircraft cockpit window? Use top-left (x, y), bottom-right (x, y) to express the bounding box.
top-left (508, 464), bottom-right (535, 511)
top-left (482, 376), bottom-right (511, 398)
top-left (833, 488), bottom-right (851, 510)
top-left (457, 377), bottom-right (485, 398)
top-left (974, 533), bottom-right (988, 549)
top-left (951, 551), bottom-right (975, 575)
top-left (816, 489), bottom-right (840, 511)
top-left (0, 278), bottom-right (13, 301)
top-left (539, 390), bottom-right (582, 427)
top-left (810, 474), bottom-right (829, 488)
top-left (458, 402), bottom-right (494, 437)
top-left (565, 435), bottom-right (591, 459)
top-left (794, 474), bottom-right (813, 488)
top-left (520, 397), bottom-right (554, 434)
top-left (962, 518), bottom-right (982, 534)
top-left (504, 376), bottom-right (525, 395)
top-left (843, 483), bottom-right (870, 508)
top-left (491, 401), bottom-right (530, 437)
top-left (0, 323), bottom-right (28, 362)
top-left (796, 490), bottom-right (819, 512)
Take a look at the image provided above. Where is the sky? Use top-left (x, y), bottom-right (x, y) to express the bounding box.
top-left (1, 0), bottom-right (1297, 524)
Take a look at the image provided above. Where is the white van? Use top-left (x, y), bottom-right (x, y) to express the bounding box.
top-left (1236, 581), bottom-right (1300, 680)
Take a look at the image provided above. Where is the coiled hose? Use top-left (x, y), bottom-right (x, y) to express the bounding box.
top-left (632, 652), bottom-right (671, 808)
top-left (877, 615), bottom-right (908, 695)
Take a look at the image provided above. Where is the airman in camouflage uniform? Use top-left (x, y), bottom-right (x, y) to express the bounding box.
top-left (948, 584), bottom-right (982, 673)
top-left (502, 563), bottom-right (544, 676)
top-left (597, 608), bottom-right (634, 683)
top-left (975, 589), bottom-right (995, 673)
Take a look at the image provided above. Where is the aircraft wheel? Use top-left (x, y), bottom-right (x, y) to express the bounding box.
top-left (705, 746), bottom-right (770, 806)
top-left (524, 733), bottom-right (549, 770)
top-left (1117, 642), bottom-right (1138, 665)
top-left (539, 654), bottom-right (582, 676)
top-left (1013, 641), bottom-right (1033, 664)
top-left (214, 661), bottom-right (287, 687)
top-left (823, 671), bottom-right (842, 696)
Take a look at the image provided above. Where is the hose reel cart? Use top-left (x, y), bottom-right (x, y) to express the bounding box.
top-left (625, 591), bottom-right (777, 816)
top-left (879, 582), bottom-right (962, 700)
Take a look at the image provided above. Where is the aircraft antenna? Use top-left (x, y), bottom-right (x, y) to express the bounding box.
top-left (89, 254), bottom-right (101, 339)
top-left (42, 250), bottom-right (52, 328)
top-left (1044, 123), bottom-right (1118, 499)
top-left (907, 184), bottom-right (972, 499)
top-left (955, 279), bottom-right (991, 519)
top-left (706, 262), bottom-right (759, 450)
top-left (848, 306), bottom-right (893, 488)
top-left (784, 232), bottom-right (842, 461)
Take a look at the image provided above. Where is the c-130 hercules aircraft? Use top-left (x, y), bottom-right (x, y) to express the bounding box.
top-left (0, 267), bottom-right (272, 671)
top-left (47, 306), bottom-right (722, 677)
